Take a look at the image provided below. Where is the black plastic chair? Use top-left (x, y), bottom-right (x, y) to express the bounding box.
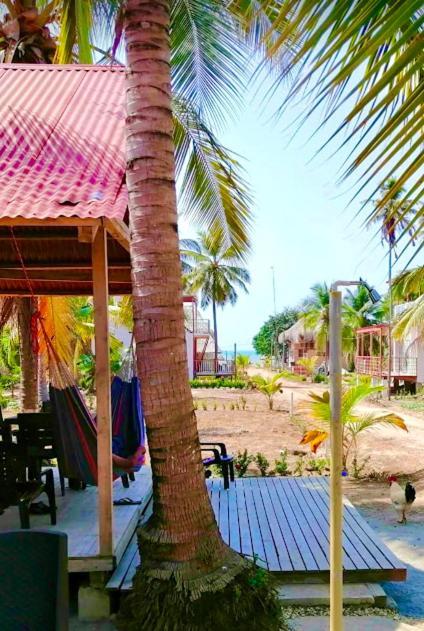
top-left (14, 411), bottom-right (66, 496)
top-left (201, 442), bottom-right (235, 490)
top-left (0, 529), bottom-right (69, 631)
top-left (0, 442), bottom-right (56, 528)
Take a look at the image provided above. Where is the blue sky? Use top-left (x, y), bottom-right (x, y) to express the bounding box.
top-left (180, 81), bottom-right (423, 351)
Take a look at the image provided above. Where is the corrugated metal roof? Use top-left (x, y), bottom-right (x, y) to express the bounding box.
top-left (0, 64), bottom-right (127, 220)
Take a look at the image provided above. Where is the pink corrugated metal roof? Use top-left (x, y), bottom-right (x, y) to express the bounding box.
top-left (0, 64), bottom-right (127, 220)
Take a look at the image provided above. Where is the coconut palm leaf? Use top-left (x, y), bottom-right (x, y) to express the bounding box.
top-left (174, 98), bottom-right (252, 257)
top-left (268, 1), bottom-right (424, 246)
top-left (55, 0), bottom-right (93, 63)
top-left (170, 0), bottom-right (247, 126)
top-left (300, 383), bottom-right (407, 464)
top-left (392, 266), bottom-right (424, 302)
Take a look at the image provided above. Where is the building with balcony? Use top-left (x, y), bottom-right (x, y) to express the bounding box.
top-left (183, 296), bottom-right (235, 378)
top-left (355, 309), bottom-right (424, 391)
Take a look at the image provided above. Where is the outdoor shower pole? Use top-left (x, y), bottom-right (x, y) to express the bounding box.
top-left (329, 286), bottom-right (344, 631)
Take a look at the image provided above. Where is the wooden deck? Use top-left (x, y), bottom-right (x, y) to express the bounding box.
top-left (108, 476), bottom-right (406, 591)
top-left (0, 467), bottom-right (152, 572)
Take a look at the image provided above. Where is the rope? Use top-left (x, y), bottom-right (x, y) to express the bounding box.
top-left (9, 226), bottom-right (41, 355)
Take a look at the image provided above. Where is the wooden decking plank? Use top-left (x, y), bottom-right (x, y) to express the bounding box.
top-left (122, 547), bottom-right (141, 591)
top-left (264, 477), bottom-right (305, 571)
top-left (234, 480), bottom-right (254, 558)
top-left (242, 478), bottom-right (267, 568)
top-left (255, 478), bottom-right (292, 571)
top-left (227, 482), bottom-right (242, 553)
top-left (218, 481), bottom-right (230, 545)
top-left (107, 533), bottom-right (138, 590)
top-left (272, 478), bottom-right (318, 571)
top-left (209, 478), bottom-right (220, 525)
top-left (249, 478), bottom-right (281, 571)
top-left (311, 477), bottom-right (393, 570)
top-left (306, 477), bottom-right (375, 570)
top-left (313, 477), bottom-right (397, 569)
top-left (284, 477), bottom-right (328, 570)
top-left (295, 477), bottom-right (358, 571)
top-left (344, 498), bottom-right (404, 570)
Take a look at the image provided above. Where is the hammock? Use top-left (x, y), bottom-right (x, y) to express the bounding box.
top-left (48, 345), bottom-right (145, 486)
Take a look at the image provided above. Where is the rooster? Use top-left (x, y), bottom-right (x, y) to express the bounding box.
top-left (388, 475), bottom-right (416, 523)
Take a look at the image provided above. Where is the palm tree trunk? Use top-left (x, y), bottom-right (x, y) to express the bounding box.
top-left (120, 0), bottom-right (260, 625)
top-left (17, 297), bottom-right (38, 411)
top-left (212, 298), bottom-right (218, 376)
top-left (387, 244), bottom-right (393, 400)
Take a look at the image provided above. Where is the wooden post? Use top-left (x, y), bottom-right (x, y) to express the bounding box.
top-left (329, 289), bottom-right (344, 631)
top-left (92, 225), bottom-right (113, 557)
top-left (234, 343), bottom-right (237, 378)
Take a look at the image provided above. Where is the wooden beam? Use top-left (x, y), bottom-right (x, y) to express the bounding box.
top-left (0, 262), bottom-right (129, 270)
top-left (104, 219), bottom-right (130, 252)
top-left (92, 226), bottom-right (114, 557)
top-left (0, 269), bottom-right (131, 282)
top-left (0, 217), bottom-right (101, 227)
top-left (78, 226), bottom-right (96, 243)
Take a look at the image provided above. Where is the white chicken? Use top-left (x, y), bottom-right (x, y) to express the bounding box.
top-left (388, 475), bottom-right (416, 523)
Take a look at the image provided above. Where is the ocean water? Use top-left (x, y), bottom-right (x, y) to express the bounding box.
top-left (223, 349), bottom-right (260, 363)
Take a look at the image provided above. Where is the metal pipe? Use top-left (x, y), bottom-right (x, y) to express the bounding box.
top-left (329, 288), bottom-right (344, 631)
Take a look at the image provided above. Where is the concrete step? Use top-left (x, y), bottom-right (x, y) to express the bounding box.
top-left (289, 616), bottom-right (418, 631)
top-left (277, 583), bottom-right (388, 608)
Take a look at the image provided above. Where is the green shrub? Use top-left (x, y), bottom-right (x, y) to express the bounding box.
top-left (293, 455), bottom-right (305, 476)
top-left (255, 452), bottom-right (270, 477)
top-left (307, 457), bottom-right (330, 475)
top-left (274, 449), bottom-right (289, 476)
top-left (235, 449), bottom-right (255, 477)
top-left (313, 373), bottom-right (328, 384)
top-left (190, 378), bottom-right (247, 389)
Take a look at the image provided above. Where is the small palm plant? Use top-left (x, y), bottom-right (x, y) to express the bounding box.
top-left (236, 354), bottom-right (250, 378)
top-left (300, 384), bottom-right (408, 468)
top-left (297, 356), bottom-right (319, 381)
top-left (251, 373), bottom-right (284, 410)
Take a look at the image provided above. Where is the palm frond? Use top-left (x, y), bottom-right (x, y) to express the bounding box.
top-left (55, 0), bottom-right (94, 63)
top-left (174, 97), bottom-right (252, 258)
top-left (268, 1), bottom-right (424, 248)
top-left (393, 294), bottom-right (424, 340)
top-left (170, 0), bottom-right (248, 126)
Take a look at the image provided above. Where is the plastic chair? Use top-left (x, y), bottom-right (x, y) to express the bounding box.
top-left (0, 529), bottom-right (69, 631)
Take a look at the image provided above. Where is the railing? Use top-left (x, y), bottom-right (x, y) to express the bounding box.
top-left (355, 356), bottom-right (417, 377)
top-left (194, 319), bottom-right (211, 335)
top-left (194, 358), bottom-right (235, 376)
top-left (185, 317), bottom-right (211, 335)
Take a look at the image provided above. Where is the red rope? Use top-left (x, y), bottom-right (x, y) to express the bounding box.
top-left (9, 226), bottom-right (40, 355)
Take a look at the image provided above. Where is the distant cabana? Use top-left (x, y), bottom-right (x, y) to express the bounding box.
top-left (0, 64), bottom-right (138, 564)
top-left (278, 319), bottom-right (319, 372)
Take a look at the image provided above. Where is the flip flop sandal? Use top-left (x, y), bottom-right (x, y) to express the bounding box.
top-left (113, 497), bottom-right (142, 506)
top-left (29, 501), bottom-right (51, 515)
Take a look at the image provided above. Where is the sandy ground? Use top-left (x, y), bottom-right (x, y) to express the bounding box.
top-left (194, 377), bottom-right (424, 476)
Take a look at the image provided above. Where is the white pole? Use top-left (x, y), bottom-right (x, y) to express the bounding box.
top-left (329, 289), bottom-right (344, 631)
top-left (290, 391), bottom-right (294, 418)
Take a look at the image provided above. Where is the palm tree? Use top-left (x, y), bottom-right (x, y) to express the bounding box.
top-left (302, 283), bottom-right (330, 363)
top-left (250, 372), bottom-right (284, 410)
top-left (300, 384), bottom-right (408, 468)
top-left (116, 1), bottom-right (287, 623)
top-left (371, 178), bottom-right (417, 398)
top-left (181, 233), bottom-right (250, 376)
top-left (342, 285), bottom-right (384, 366)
